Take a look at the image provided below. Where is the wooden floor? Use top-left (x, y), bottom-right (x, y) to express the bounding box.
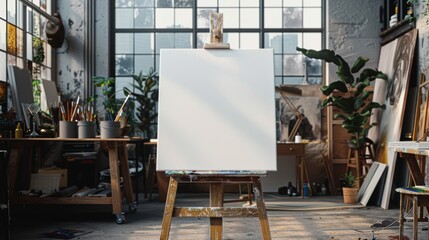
top-left (8, 193), bottom-right (425, 239)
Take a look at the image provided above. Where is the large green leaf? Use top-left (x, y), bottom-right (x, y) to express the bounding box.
top-left (351, 56), bottom-right (369, 73)
top-left (320, 81), bottom-right (348, 95)
top-left (296, 47), bottom-right (341, 66)
top-left (337, 57), bottom-right (354, 84)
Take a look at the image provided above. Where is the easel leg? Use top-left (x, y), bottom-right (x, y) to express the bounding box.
top-left (210, 183), bottom-right (224, 240)
top-left (399, 193), bottom-right (404, 239)
top-left (252, 177), bottom-right (272, 240)
top-left (107, 142), bottom-right (122, 215)
top-left (160, 177), bottom-right (178, 240)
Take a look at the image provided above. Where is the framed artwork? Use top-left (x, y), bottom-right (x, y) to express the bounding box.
top-left (368, 29), bottom-right (418, 209)
top-left (279, 95), bottom-right (321, 141)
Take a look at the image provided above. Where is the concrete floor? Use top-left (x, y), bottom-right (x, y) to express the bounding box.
top-left (6, 193), bottom-right (425, 240)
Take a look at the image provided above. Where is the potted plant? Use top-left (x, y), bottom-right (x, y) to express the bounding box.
top-left (296, 47), bottom-right (387, 182)
top-left (340, 171), bottom-right (358, 204)
top-left (92, 76), bottom-right (123, 138)
top-left (123, 67), bottom-right (159, 139)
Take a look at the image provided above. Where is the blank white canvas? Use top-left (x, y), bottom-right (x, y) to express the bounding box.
top-left (157, 49), bottom-right (276, 171)
top-left (358, 162), bottom-right (387, 206)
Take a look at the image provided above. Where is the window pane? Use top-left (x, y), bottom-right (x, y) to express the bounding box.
top-left (219, 0), bottom-right (238, 7)
top-left (157, 0), bottom-right (173, 7)
top-left (175, 0), bottom-right (193, 7)
top-left (46, 44), bottom-right (52, 67)
top-left (240, 8), bottom-right (259, 28)
top-left (175, 32), bottom-right (192, 48)
top-left (7, 23), bottom-right (16, 55)
top-left (135, 8), bottom-right (154, 28)
top-left (284, 54), bottom-right (303, 75)
top-left (115, 77), bottom-right (133, 99)
top-left (116, 55), bottom-right (134, 75)
top-left (33, 13), bottom-right (41, 37)
top-left (116, 0), bottom-right (135, 7)
top-left (26, 8), bottom-right (32, 33)
top-left (135, 55), bottom-right (154, 74)
top-left (156, 8), bottom-right (174, 28)
top-left (265, 0), bottom-right (282, 7)
top-left (241, 0), bottom-right (259, 7)
top-left (264, 33), bottom-right (282, 54)
top-left (0, 0), bottom-right (5, 19)
top-left (265, 8), bottom-right (282, 28)
top-left (224, 33), bottom-right (238, 49)
top-left (220, 8), bottom-right (239, 28)
top-left (16, 27), bottom-right (23, 57)
top-left (283, 33), bottom-right (300, 53)
top-left (283, 8), bottom-right (302, 28)
top-left (304, 0), bottom-right (321, 7)
top-left (175, 8), bottom-right (192, 28)
top-left (7, 0), bottom-right (16, 24)
top-left (303, 33), bottom-right (321, 50)
top-left (116, 8), bottom-right (134, 28)
top-left (116, 33), bottom-right (134, 53)
top-left (26, 33), bottom-right (32, 60)
top-left (284, 0), bottom-right (301, 7)
top-left (0, 52), bottom-right (5, 81)
top-left (197, 32), bottom-right (210, 48)
top-left (303, 8), bottom-right (321, 28)
top-left (136, 0), bottom-right (154, 7)
top-left (7, 54), bottom-right (16, 65)
top-left (284, 76), bottom-right (304, 84)
top-left (16, 1), bottom-right (23, 28)
top-left (197, 8), bottom-right (216, 28)
top-left (156, 33), bottom-right (174, 53)
top-left (0, 20), bottom-right (5, 50)
top-left (197, 0), bottom-right (217, 7)
top-left (274, 55), bottom-right (282, 75)
top-left (239, 33), bottom-right (259, 49)
top-left (135, 33), bottom-right (154, 53)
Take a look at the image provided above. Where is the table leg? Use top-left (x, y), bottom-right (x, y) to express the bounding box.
top-left (413, 196), bottom-right (418, 240)
top-left (107, 142), bottom-right (122, 215)
top-left (210, 183), bottom-right (224, 240)
top-left (399, 193), bottom-right (404, 239)
top-left (118, 143), bottom-right (134, 204)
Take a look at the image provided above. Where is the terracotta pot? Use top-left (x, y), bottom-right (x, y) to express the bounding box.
top-left (342, 187), bottom-right (358, 204)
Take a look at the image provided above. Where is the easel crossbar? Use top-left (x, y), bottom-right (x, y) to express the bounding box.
top-left (173, 207), bottom-right (259, 217)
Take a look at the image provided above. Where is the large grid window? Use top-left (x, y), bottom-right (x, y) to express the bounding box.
top-left (0, 0), bottom-right (53, 110)
top-left (114, 0), bottom-right (324, 97)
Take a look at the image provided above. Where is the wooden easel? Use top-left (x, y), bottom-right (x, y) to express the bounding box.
top-left (160, 174), bottom-right (271, 240)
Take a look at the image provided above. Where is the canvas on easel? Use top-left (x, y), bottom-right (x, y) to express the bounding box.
top-left (157, 49), bottom-right (276, 171)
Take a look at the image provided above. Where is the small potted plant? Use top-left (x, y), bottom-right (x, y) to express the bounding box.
top-left (340, 171), bottom-right (358, 204)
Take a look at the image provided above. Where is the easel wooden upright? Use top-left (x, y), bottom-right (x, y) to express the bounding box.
top-left (160, 173), bottom-right (271, 240)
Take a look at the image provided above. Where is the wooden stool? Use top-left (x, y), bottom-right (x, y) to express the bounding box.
top-left (160, 174), bottom-right (271, 240)
top-left (345, 143), bottom-right (375, 186)
top-left (396, 188), bottom-right (429, 240)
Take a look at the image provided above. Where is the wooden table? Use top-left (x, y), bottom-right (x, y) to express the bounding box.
top-left (277, 142), bottom-right (310, 197)
top-left (2, 137), bottom-right (135, 224)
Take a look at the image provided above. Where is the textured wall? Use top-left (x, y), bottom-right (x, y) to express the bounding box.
top-left (415, 1), bottom-right (429, 75)
top-left (56, 0), bottom-right (85, 100)
top-left (327, 0), bottom-right (383, 82)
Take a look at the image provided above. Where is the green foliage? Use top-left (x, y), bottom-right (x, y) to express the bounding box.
top-left (93, 76), bottom-right (120, 121)
top-left (340, 171), bottom-right (356, 188)
top-left (297, 47), bottom-right (387, 149)
top-left (33, 37), bottom-right (45, 64)
top-left (123, 67), bottom-right (159, 139)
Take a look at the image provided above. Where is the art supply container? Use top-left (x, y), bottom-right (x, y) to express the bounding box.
top-left (100, 121), bottom-right (120, 138)
top-left (77, 121), bottom-right (95, 138)
top-left (59, 121), bottom-right (78, 138)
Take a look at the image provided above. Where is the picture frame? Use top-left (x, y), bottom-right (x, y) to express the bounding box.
top-left (412, 73), bottom-right (429, 141)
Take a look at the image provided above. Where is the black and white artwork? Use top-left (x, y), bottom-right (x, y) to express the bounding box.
top-left (279, 95), bottom-right (321, 141)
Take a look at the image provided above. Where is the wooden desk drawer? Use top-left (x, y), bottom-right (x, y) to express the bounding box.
top-left (277, 144), bottom-right (305, 155)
